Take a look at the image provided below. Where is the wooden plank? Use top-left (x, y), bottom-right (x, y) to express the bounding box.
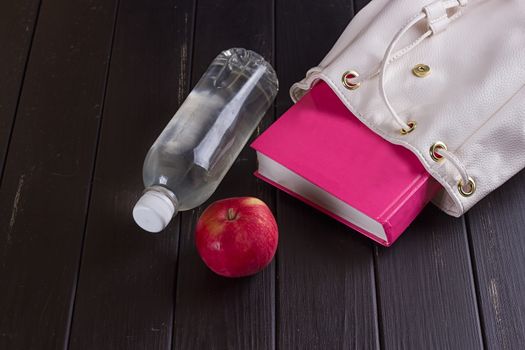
top-left (172, 1), bottom-right (276, 349)
top-left (67, 0), bottom-right (195, 349)
top-left (276, 196), bottom-right (379, 349)
top-left (0, 0), bottom-right (40, 173)
top-left (467, 170), bottom-right (525, 349)
top-left (360, 0), bottom-right (483, 345)
top-left (347, 0), bottom-right (483, 347)
top-left (375, 205), bottom-right (483, 349)
top-left (275, 1), bottom-right (380, 349)
top-left (0, 0), bottom-right (118, 348)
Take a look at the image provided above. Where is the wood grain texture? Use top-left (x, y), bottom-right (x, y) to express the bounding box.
top-left (375, 205), bottom-right (483, 349)
top-left (467, 170), bottom-right (525, 349)
top-left (67, 0), bottom-right (195, 349)
top-left (2, 0), bottom-right (525, 349)
top-left (0, 0), bottom-right (40, 174)
top-left (276, 195), bottom-right (379, 349)
top-left (275, 1), bottom-right (380, 349)
top-left (172, 1), bottom-right (276, 349)
top-left (341, 1), bottom-right (483, 348)
top-left (0, 0), bottom-right (118, 348)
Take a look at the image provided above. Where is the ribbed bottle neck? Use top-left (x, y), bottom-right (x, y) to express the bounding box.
top-left (144, 185), bottom-right (179, 213)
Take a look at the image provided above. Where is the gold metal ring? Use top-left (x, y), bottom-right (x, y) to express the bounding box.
top-left (430, 141), bottom-right (447, 162)
top-left (412, 64), bottom-right (430, 77)
top-left (458, 177), bottom-right (476, 197)
top-left (342, 70), bottom-right (361, 90)
top-left (400, 121), bottom-right (417, 135)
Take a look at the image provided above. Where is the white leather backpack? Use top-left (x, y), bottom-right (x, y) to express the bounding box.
top-left (291, 0), bottom-right (525, 217)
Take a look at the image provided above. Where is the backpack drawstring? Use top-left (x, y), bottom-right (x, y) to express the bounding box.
top-left (348, 0), bottom-right (475, 195)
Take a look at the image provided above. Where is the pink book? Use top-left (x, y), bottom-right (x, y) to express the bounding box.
top-left (251, 82), bottom-right (441, 246)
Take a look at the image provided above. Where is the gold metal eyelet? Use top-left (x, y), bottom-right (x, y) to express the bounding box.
top-left (430, 141), bottom-right (447, 162)
top-left (400, 121), bottom-right (417, 135)
top-left (342, 70), bottom-right (361, 90)
top-left (458, 177), bottom-right (476, 197)
top-left (412, 64), bottom-right (430, 77)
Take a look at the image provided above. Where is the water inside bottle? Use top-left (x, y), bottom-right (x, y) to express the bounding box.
top-left (142, 49), bottom-right (278, 210)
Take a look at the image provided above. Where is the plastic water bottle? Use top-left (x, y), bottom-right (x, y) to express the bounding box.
top-left (133, 48), bottom-right (278, 233)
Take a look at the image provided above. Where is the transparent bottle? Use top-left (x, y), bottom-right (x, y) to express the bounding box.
top-left (133, 48), bottom-right (278, 233)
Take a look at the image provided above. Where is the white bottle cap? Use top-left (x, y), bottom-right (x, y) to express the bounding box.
top-left (133, 190), bottom-right (176, 233)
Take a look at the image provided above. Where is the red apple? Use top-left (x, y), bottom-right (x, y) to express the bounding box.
top-left (195, 197), bottom-right (278, 278)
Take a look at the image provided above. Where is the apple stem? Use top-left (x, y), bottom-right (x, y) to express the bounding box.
top-left (227, 208), bottom-right (237, 220)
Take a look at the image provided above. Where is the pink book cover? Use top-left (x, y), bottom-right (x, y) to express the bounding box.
top-left (251, 81), bottom-right (441, 246)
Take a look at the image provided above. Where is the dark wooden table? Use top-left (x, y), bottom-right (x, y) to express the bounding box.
top-left (1, 0), bottom-right (525, 349)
